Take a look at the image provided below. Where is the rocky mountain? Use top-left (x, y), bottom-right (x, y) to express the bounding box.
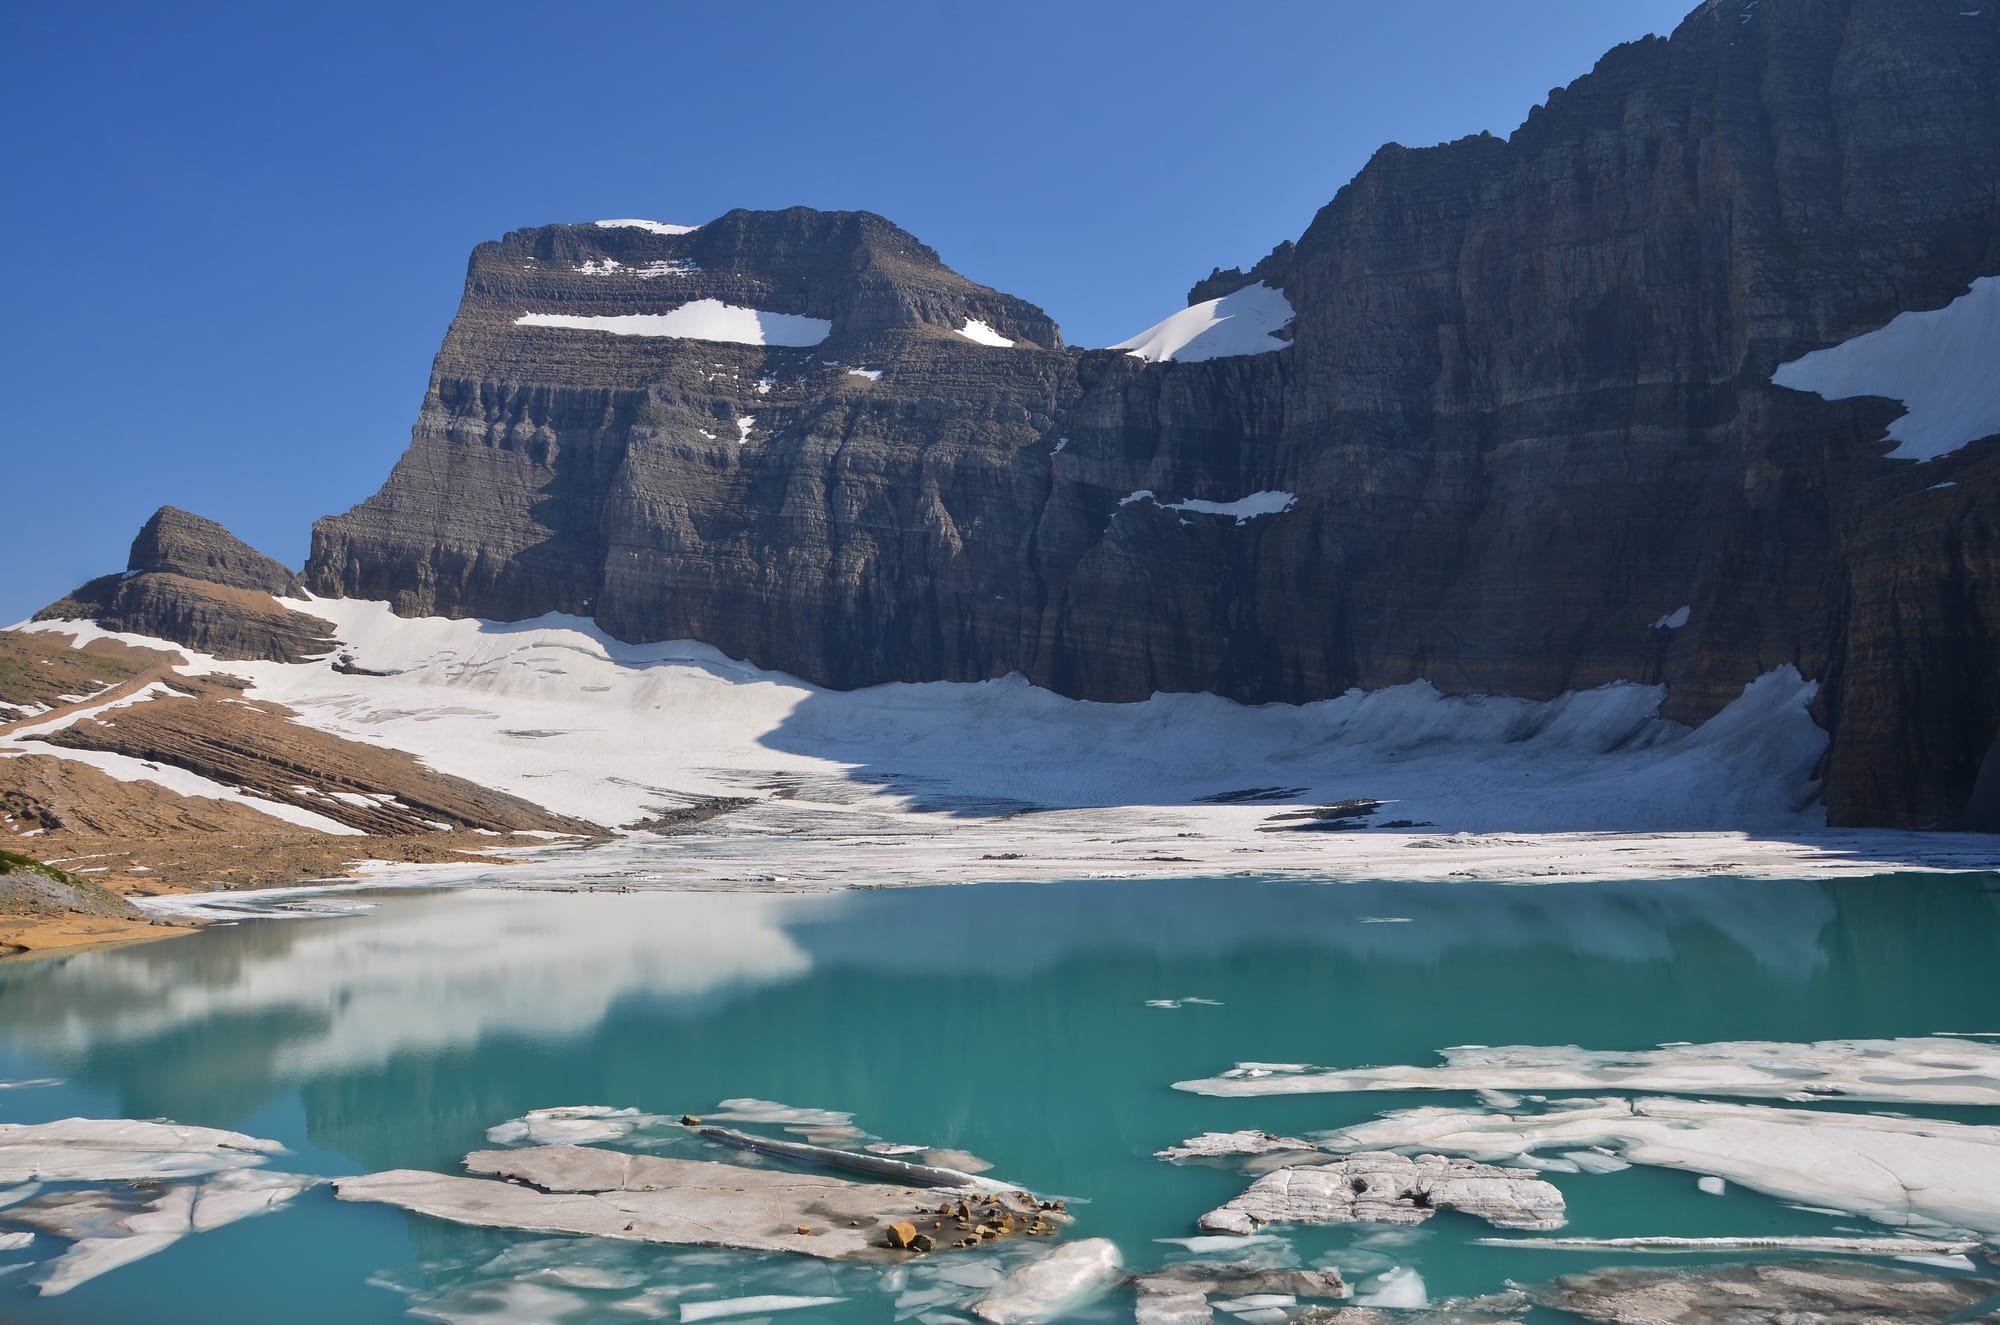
top-left (39, 507), bottom-right (337, 663)
top-left (117, 0), bottom-right (2000, 831)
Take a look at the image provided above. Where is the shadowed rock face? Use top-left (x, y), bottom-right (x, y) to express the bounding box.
top-left (304, 0), bottom-right (1999, 828)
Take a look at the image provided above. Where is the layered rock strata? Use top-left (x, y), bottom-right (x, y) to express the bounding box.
top-left (257, 2), bottom-right (2000, 827)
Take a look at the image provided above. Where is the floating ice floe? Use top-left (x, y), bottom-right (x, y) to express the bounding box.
top-left (485, 1105), bottom-right (669, 1147)
top-left (1316, 1097), bottom-right (2000, 1234)
top-left (968, 1237), bottom-right (1121, 1323)
top-left (1112, 283), bottom-right (1296, 364)
top-left (0, 1118), bottom-right (287, 1184)
top-left (1353, 1265), bottom-right (1429, 1309)
top-left (337, 1144), bottom-right (1059, 1260)
top-left (1469, 1233), bottom-right (1982, 1257)
top-left (680, 1294), bottom-right (847, 1321)
top-left (1198, 1154), bottom-right (1565, 1235)
top-left (1174, 1036), bottom-right (2000, 1107)
top-left (1773, 274), bottom-right (2000, 461)
top-left (1135, 1266), bottom-right (1349, 1325)
top-left (2, 1168), bottom-right (317, 1295)
top-left (1156, 1131), bottom-right (1320, 1162)
top-left (516, 301), bottom-right (832, 347)
top-left (956, 318), bottom-right (1014, 348)
top-left (1526, 1261), bottom-right (1999, 1325)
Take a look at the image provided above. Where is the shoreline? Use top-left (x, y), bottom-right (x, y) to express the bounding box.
top-left (115, 821), bottom-right (2000, 930)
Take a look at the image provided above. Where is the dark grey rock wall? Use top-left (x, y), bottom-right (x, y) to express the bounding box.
top-left (304, 0), bottom-right (2000, 828)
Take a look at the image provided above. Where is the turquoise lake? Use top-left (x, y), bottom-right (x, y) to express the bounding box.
top-left (0, 871), bottom-right (1996, 1322)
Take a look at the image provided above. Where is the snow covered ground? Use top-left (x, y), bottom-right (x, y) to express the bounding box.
top-left (13, 598), bottom-right (1998, 893)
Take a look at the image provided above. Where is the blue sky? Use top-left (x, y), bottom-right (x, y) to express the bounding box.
top-left (0, 0), bottom-right (1699, 625)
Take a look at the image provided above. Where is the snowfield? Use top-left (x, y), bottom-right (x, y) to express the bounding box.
top-left (516, 300), bottom-right (831, 347)
top-left (1773, 274), bottom-right (2000, 461)
top-left (593, 218), bottom-right (697, 236)
top-left (15, 598), bottom-right (1997, 894)
top-left (1112, 283), bottom-right (1296, 363)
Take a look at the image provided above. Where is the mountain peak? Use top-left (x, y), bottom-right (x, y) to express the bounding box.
top-left (128, 507), bottom-right (301, 597)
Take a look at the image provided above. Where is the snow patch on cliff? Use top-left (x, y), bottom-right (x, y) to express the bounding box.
top-left (594, 218), bottom-right (697, 236)
top-left (517, 301), bottom-right (831, 347)
top-left (1112, 283), bottom-right (1295, 363)
top-left (955, 319), bottom-right (1014, 348)
top-left (1119, 491), bottom-right (1299, 525)
top-left (1773, 275), bottom-right (2000, 460)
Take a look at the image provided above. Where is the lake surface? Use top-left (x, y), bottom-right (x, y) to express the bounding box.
top-left (0, 871), bottom-right (1996, 1322)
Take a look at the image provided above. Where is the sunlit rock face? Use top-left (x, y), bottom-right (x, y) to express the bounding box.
top-left (304, 0), bottom-right (2000, 828)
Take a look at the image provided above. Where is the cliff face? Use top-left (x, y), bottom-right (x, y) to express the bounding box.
top-left (306, 0), bottom-right (2000, 829)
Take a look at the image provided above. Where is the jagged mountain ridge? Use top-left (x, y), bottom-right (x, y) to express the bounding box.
top-left (257, 1), bottom-right (1999, 827)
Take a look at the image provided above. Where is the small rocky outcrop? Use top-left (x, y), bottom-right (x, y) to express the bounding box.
top-left (37, 507), bottom-right (334, 663)
top-left (1198, 1153), bottom-right (1566, 1234)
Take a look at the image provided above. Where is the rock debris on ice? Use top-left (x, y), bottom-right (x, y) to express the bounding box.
top-left (1197, 1154), bottom-right (1566, 1235)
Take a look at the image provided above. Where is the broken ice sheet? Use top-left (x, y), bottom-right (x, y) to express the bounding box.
top-left (1174, 1036), bottom-right (2000, 1106)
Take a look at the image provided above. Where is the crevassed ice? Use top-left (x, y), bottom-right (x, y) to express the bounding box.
top-left (1772, 274), bottom-right (2000, 461)
top-left (516, 301), bottom-right (831, 347)
top-left (1111, 282), bottom-right (1296, 363)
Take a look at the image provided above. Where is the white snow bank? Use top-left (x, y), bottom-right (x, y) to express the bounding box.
top-left (31, 602), bottom-right (1991, 887)
top-left (1773, 275), bottom-right (2000, 461)
top-left (517, 301), bottom-right (831, 347)
top-left (845, 367), bottom-right (883, 381)
top-left (1175, 1036), bottom-right (2000, 1106)
top-left (1318, 1097), bottom-right (2000, 1235)
top-left (1112, 283), bottom-right (1296, 364)
top-left (1122, 490), bottom-right (1299, 526)
top-left (956, 318), bottom-right (1014, 348)
top-left (594, 218), bottom-right (697, 236)
top-left (186, 598), bottom-right (1832, 835)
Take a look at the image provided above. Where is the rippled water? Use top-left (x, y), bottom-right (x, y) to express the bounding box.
top-left (0, 871), bottom-right (1995, 1322)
